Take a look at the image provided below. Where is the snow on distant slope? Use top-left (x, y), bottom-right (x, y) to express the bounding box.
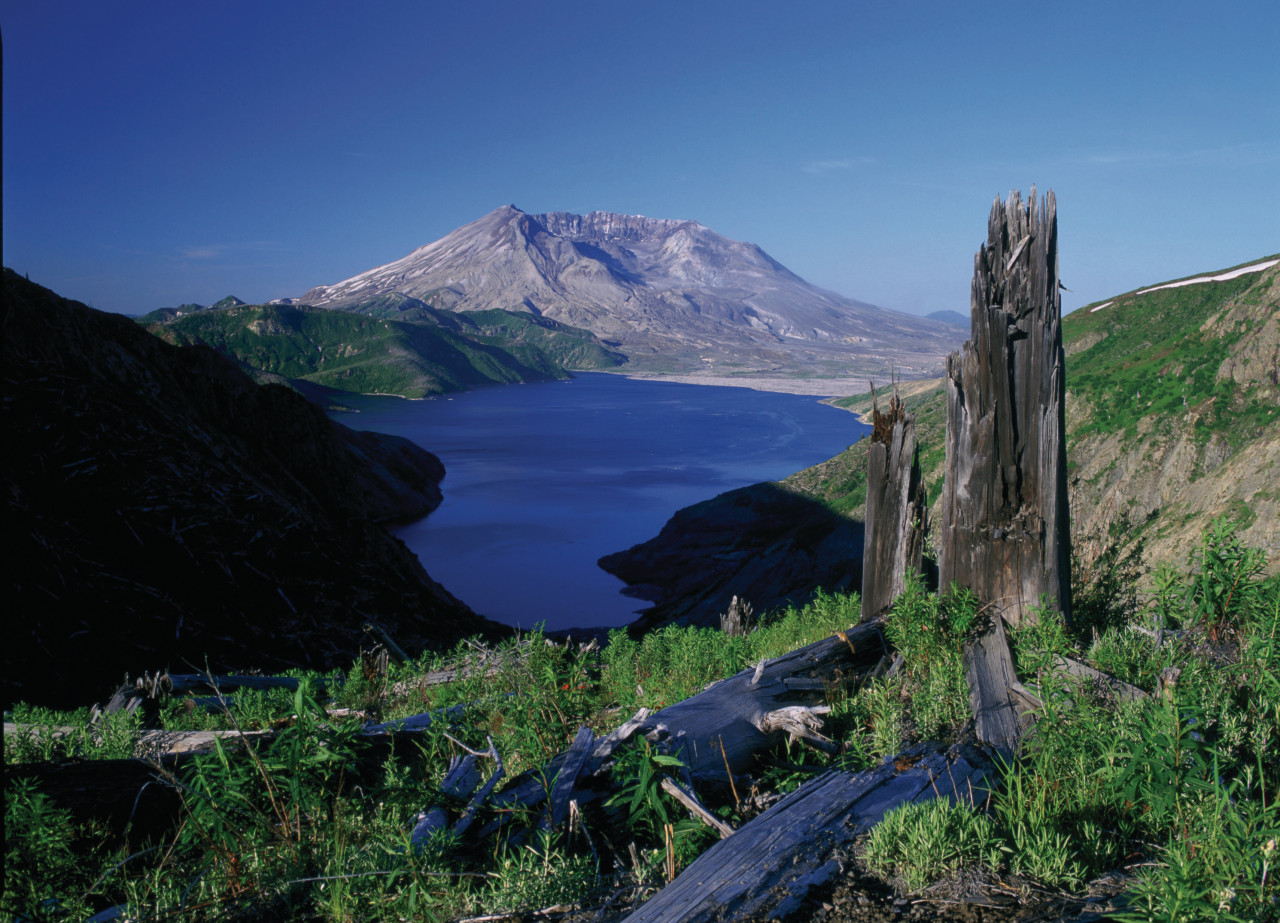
top-left (1088, 258), bottom-right (1278, 313)
top-left (1136, 258), bottom-right (1279, 294)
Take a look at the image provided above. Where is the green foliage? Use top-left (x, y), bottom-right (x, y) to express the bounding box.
top-left (882, 577), bottom-right (975, 739)
top-left (864, 797), bottom-right (1003, 892)
top-left (2, 778), bottom-right (104, 921)
top-left (994, 518), bottom-right (1278, 911)
top-left (1085, 627), bottom-right (1175, 689)
top-left (1063, 268), bottom-right (1272, 444)
top-left (3, 518), bottom-right (1275, 920)
top-left (4, 705), bottom-right (143, 764)
top-left (599, 588), bottom-right (859, 713)
top-left (1186, 516), bottom-right (1269, 637)
top-left (1071, 513), bottom-right (1147, 639)
top-left (606, 739), bottom-right (689, 841)
top-left (484, 830), bottom-right (597, 912)
top-left (144, 302), bottom-right (623, 398)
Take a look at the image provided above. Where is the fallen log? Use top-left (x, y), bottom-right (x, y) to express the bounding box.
top-left (411, 735), bottom-right (503, 851)
top-left (1053, 656), bottom-right (1148, 703)
top-left (622, 741), bottom-right (998, 923)
top-left (629, 620), bottom-right (886, 780)
top-left (2, 721), bottom-right (274, 756)
top-left (481, 622), bottom-right (885, 826)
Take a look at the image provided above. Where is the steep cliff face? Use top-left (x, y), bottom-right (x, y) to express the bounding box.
top-left (297, 206), bottom-right (962, 377)
top-left (1, 270), bottom-right (506, 708)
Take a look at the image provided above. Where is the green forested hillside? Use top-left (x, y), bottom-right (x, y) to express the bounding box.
top-left (143, 302), bottom-right (624, 398)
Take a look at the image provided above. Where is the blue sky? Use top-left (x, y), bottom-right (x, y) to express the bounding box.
top-left (4, 0), bottom-right (1278, 317)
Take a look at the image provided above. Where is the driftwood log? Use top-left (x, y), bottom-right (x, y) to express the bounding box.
top-left (860, 385), bottom-right (926, 620)
top-left (937, 188), bottom-right (1072, 628)
top-left (622, 741), bottom-right (998, 923)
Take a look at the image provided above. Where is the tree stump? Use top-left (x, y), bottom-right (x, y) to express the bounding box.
top-left (937, 189), bottom-right (1072, 627)
top-left (860, 384), bottom-right (926, 620)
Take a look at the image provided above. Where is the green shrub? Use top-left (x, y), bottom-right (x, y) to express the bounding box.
top-left (882, 578), bottom-right (974, 740)
top-left (864, 797), bottom-right (1002, 892)
top-left (1187, 516), bottom-right (1269, 638)
top-left (3, 778), bottom-right (103, 921)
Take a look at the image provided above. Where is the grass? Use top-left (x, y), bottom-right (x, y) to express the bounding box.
top-left (4, 520), bottom-right (1278, 921)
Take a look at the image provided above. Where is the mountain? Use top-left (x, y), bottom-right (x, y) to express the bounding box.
top-left (2, 270), bottom-right (506, 708)
top-left (926, 309), bottom-right (969, 329)
top-left (296, 206), bottom-right (963, 379)
top-left (602, 255), bottom-right (1280, 627)
top-left (138, 295), bottom-right (246, 324)
top-left (143, 301), bottom-right (623, 398)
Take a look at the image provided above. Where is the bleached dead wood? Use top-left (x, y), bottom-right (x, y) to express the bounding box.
top-left (861, 385), bottom-right (926, 620)
top-left (543, 726), bottom-right (595, 830)
top-left (962, 618), bottom-right (1024, 756)
top-left (1053, 656), bottom-right (1148, 703)
top-left (627, 620), bottom-right (885, 780)
top-left (936, 188), bottom-right (1072, 628)
top-left (411, 735), bottom-right (503, 851)
top-left (660, 777), bottom-right (735, 838)
top-left (2, 721), bottom-right (274, 756)
top-left (622, 742), bottom-right (998, 923)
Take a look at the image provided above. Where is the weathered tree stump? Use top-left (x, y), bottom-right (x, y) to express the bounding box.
top-left (937, 188), bottom-right (1072, 627)
top-left (861, 384), bottom-right (926, 620)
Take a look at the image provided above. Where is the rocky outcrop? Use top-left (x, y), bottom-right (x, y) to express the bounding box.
top-left (599, 482), bottom-right (864, 630)
top-left (2, 270), bottom-right (506, 708)
top-left (297, 206), bottom-right (963, 378)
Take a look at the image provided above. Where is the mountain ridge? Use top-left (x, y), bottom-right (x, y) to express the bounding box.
top-left (296, 206), bottom-right (963, 379)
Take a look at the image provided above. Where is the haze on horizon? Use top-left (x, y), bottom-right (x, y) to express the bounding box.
top-left (4, 0), bottom-right (1278, 319)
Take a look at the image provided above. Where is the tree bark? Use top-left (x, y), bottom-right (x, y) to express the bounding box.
top-left (861, 386), bottom-right (926, 620)
top-left (937, 188), bottom-right (1072, 627)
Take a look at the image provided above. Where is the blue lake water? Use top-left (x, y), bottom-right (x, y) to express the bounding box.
top-left (331, 373), bottom-right (868, 632)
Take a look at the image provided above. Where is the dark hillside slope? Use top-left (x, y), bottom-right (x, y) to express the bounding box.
top-left (1, 271), bottom-right (504, 708)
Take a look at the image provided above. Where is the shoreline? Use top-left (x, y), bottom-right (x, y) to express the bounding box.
top-left (609, 370), bottom-right (880, 398)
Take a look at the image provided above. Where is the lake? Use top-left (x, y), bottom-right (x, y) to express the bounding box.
top-left (331, 373), bottom-right (868, 632)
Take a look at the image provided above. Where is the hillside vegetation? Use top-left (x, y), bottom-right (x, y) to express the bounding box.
top-left (142, 301), bottom-right (624, 399)
top-left (824, 255), bottom-right (1280, 577)
top-left (605, 255), bottom-right (1278, 628)
top-left (5, 523), bottom-right (1276, 922)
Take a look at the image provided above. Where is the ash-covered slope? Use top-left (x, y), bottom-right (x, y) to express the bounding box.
top-left (297, 206), bottom-right (961, 376)
top-left (1, 270), bottom-right (505, 708)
